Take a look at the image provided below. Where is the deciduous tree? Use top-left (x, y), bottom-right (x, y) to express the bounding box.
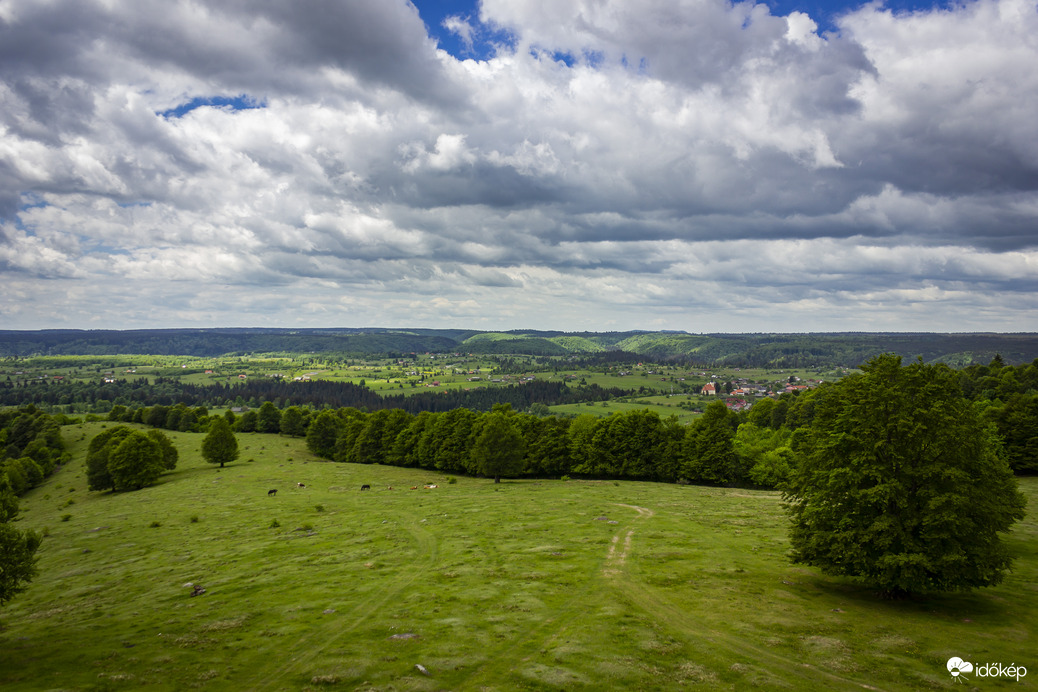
top-left (471, 411), bottom-right (525, 483)
top-left (147, 429), bottom-right (178, 470)
top-left (257, 401), bottom-right (282, 434)
top-left (305, 410), bottom-right (342, 459)
top-left (684, 401), bottom-right (742, 484)
top-left (108, 431), bottom-right (164, 490)
top-left (785, 354), bottom-right (1027, 596)
top-left (0, 479), bottom-right (40, 606)
top-left (86, 426), bottom-right (134, 491)
top-left (202, 418), bottom-right (239, 468)
top-left (279, 406), bottom-right (306, 437)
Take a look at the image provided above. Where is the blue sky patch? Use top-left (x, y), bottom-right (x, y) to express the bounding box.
top-left (160, 95), bottom-right (263, 119)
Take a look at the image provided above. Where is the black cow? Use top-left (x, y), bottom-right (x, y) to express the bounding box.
top-left (361, 484), bottom-right (371, 491)
top-left (267, 489), bottom-right (277, 496)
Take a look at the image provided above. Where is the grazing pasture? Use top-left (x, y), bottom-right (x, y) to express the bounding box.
top-left (1, 423), bottom-right (1034, 690)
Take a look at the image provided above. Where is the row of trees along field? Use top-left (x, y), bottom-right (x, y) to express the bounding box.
top-left (0, 406), bottom-right (68, 605)
top-left (0, 374), bottom-right (630, 414)
top-left (109, 398), bottom-right (771, 486)
top-left (94, 356), bottom-right (1038, 486)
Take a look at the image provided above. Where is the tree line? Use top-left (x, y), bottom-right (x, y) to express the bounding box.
top-left (107, 394), bottom-right (795, 488)
top-left (93, 354), bottom-right (1038, 486)
top-left (961, 355), bottom-right (1038, 473)
top-left (1, 405), bottom-right (69, 496)
top-left (0, 406), bottom-right (67, 606)
top-left (294, 394), bottom-right (805, 487)
top-left (0, 376), bottom-right (633, 416)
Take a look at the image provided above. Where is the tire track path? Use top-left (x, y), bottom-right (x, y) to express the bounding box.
top-left (614, 575), bottom-right (885, 691)
top-left (603, 503), bottom-right (654, 577)
top-left (248, 508), bottom-right (439, 691)
top-left (600, 501), bottom-right (884, 691)
top-left (447, 502), bottom-right (655, 689)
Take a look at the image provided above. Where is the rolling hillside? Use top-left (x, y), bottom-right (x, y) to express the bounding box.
top-left (2, 328), bottom-right (1038, 366)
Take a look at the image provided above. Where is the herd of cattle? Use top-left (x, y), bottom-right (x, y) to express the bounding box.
top-left (266, 483), bottom-right (439, 496)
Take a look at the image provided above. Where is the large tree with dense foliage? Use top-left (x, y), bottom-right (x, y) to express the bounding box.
top-left (279, 406), bottom-right (307, 437)
top-left (201, 418), bottom-right (239, 468)
top-left (983, 392), bottom-right (1038, 474)
top-left (86, 426), bottom-right (134, 491)
top-left (582, 409), bottom-right (679, 480)
top-left (683, 400), bottom-right (742, 484)
top-left (257, 401), bottom-right (282, 434)
top-left (516, 415), bottom-right (572, 477)
top-left (784, 354), bottom-right (1027, 596)
top-left (108, 431), bottom-right (165, 490)
top-left (432, 408), bottom-right (479, 474)
top-left (87, 426), bottom-right (175, 491)
top-left (147, 429), bottom-right (178, 470)
top-left (388, 411), bottom-right (434, 467)
top-left (305, 410), bottom-right (343, 459)
top-left (471, 410), bottom-right (526, 483)
top-left (328, 408), bottom-right (369, 463)
top-left (0, 478), bottom-right (41, 606)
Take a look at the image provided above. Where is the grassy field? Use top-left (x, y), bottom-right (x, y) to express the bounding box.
top-left (548, 397), bottom-right (704, 424)
top-left (1, 423), bottom-right (1034, 691)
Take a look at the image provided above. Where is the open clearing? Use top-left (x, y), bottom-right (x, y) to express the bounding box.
top-left (2, 423), bottom-right (1035, 690)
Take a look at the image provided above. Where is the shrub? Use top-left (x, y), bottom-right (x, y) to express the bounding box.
top-left (61, 514), bottom-right (71, 522)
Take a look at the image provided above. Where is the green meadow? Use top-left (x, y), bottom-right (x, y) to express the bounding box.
top-left (547, 397), bottom-right (703, 424)
top-left (2, 423), bottom-right (1035, 691)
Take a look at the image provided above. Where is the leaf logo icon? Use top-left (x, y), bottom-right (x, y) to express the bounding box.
top-left (947, 657), bottom-right (974, 679)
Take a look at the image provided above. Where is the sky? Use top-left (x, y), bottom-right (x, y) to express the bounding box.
top-left (1, 0), bottom-right (1037, 334)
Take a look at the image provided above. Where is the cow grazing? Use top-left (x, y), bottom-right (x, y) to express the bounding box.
top-left (267, 489), bottom-right (277, 497)
top-left (361, 484), bottom-right (371, 491)
top-left (297, 482), bottom-right (306, 488)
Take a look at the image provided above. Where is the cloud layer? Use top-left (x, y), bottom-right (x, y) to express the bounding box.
top-left (2, 0), bottom-right (1037, 331)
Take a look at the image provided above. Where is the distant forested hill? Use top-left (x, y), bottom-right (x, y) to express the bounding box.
top-left (2, 328), bottom-right (1037, 367)
top-left (0, 328), bottom-right (463, 358)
